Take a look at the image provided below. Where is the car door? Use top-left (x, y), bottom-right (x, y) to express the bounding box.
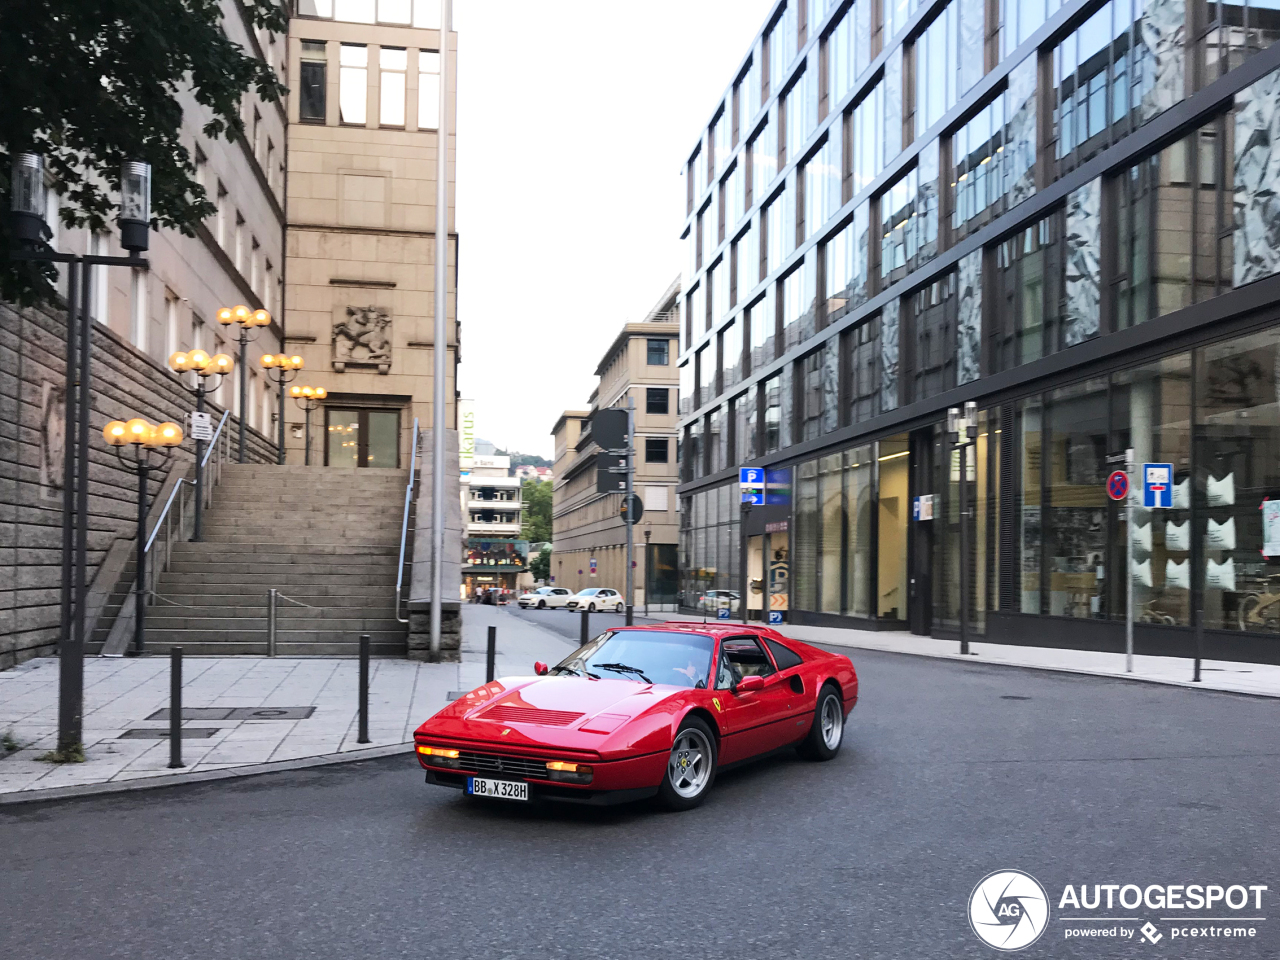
top-left (710, 636), bottom-right (798, 764)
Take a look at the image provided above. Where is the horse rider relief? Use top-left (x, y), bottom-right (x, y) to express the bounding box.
top-left (333, 305), bottom-right (393, 374)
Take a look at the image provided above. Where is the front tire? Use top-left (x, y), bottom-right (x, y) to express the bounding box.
top-left (615, 602), bottom-right (623, 613)
top-left (657, 716), bottom-right (717, 811)
top-left (537, 600), bottom-right (546, 609)
top-left (588, 602), bottom-right (596, 612)
top-left (797, 683), bottom-right (844, 761)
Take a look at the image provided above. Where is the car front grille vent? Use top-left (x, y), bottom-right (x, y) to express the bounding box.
top-left (457, 751), bottom-right (550, 779)
top-left (482, 705), bottom-right (585, 727)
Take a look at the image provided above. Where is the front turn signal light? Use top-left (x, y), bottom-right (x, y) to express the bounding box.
top-left (544, 761), bottom-right (593, 784)
top-left (417, 746), bottom-right (460, 758)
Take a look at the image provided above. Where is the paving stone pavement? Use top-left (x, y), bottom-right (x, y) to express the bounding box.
top-left (0, 604), bottom-right (575, 797)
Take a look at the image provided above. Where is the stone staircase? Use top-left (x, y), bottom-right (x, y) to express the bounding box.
top-left (132, 464), bottom-right (411, 655)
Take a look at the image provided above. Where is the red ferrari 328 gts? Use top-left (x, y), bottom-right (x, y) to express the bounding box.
top-left (414, 622), bottom-right (858, 810)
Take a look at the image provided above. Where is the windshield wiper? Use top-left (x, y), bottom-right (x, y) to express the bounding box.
top-left (594, 662), bottom-right (652, 683)
top-left (551, 664), bottom-right (600, 679)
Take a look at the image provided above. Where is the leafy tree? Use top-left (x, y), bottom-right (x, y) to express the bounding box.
top-left (520, 478), bottom-right (552, 544)
top-left (509, 452), bottom-right (551, 468)
top-left (0, 0), bottom-right (288, 305)
top-left (530, 546), bottom-right (551, 582)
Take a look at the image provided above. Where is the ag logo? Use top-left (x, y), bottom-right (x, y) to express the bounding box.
top-left (968, 870), bottom-right (1050, 951)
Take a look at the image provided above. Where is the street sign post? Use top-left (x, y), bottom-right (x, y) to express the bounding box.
top-left (1107, 470), bottom-right (1129, 501)
top-left (1143, 463), bottom-right (1173, 508)
top-left (189, 411), bottom-right (213, 442)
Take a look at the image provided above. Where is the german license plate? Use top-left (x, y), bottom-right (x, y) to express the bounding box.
top-left (467, 777), bottom-right (529, 801)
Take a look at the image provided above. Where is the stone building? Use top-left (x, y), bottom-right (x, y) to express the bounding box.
top-left (283, 1), bottom-right (458, 471)
top-left (551, 281), bottom-right (681, 609)
top-left (0, 0), bottom-right (284, 667)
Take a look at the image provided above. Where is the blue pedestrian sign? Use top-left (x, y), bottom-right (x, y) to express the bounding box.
top-left (768, 610), bottom-right (783, 625)
top-left (740, 467), bottom-right (764, 504)
top-left (1143, 463), bottom-right (1174, 508)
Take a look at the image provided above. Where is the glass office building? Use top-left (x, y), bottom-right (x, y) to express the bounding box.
top-left (677, 0), bottom-right (1280, 662)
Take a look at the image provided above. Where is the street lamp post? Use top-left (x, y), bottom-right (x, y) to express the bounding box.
top-left (216, 305), bottom-right (272, 463)
top-left (260, 353), bottom-right (303, 464)
top-left (947, 401), bottom-right (979, 657)
top-left (290, 385), bottom-right (328, 465)
top-left (9, 153), bottom-right (152, 755)
top-left (643, 526), bottom-right (652, 619)
top-left (167, 349), bottom-right (233, 540)
top-left (103, 418), bottom-right (183, 656)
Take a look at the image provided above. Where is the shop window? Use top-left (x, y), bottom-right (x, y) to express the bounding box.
top-left (843, 445), bottom-right (875, 617)
top-left (1196, 330), bottom-right (1280, 634)
top-left (877, 437), bottom-right (910, 619)
top-left (1018, 397), bottom-right (1044, 614)
top-left (794, 460), bottom-right (820, 612)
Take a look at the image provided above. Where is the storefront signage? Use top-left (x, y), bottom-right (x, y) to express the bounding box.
top-left (765, 520), bottom-right (788, 534)
top-left (914, 494), bottom-right (934, 521)
top-left (1143, 463), bottom-right (1174, 508)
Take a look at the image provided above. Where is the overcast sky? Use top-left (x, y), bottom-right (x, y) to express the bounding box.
top-left (453, 0), bottom-right (775, 460)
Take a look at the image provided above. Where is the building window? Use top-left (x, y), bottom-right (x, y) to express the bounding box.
top-left (695, 343), bottom-right (710, 406)
top-left (913, 0), bottom-right (984, 139)
top-left (419, 50), bottom-right (441, 129)
top-left (842, 315), bottom-right (882, 424)
top-left (802, 137), bottom-right (840, 242)
top-left (748, 286), bottom-right (776, 372)
top-left (828, 0), bottom-right (873, 108)
top-left (878, 143), bottom-right (939, 287)
top-left (732, 391), bottom-right (757, 462)
top-left (992, 210), bottom-right (1066, 371)
top-left (825, 200), bottom-right (869, 325)
top-left (377, 0), bottom-right (411, 23)
top-left (679, 361), bottom-right (693, 416)
top-left (380, 47), bottom-right (407, 126)
top-left (750, 118), bottom-right (777, 207)
top-left (646, 388), bottom-right (669, 415)
top-left (908, 271), bottom-right (959, 403)
top-left (720, 317), bottom-right (742, 392)
top-left (339, 44), bottom-right (368, 124)
top-left (781, 257), bottom-right (816, 352)
top-left (647, 338), bottom-right (669, 365)
top-left (708, 406), bottom-right (727, 473)
top-left (849, 79), bottom-right (884, 197)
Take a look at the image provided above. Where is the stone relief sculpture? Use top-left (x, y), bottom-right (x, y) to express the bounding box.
top-left (1064, 179), bottom-right (1101, 348)
top-left (333, 305), bottom-right (393, 374)
top-left (39, 381), bottom-right (65, 501)
top-left (880, 298), bottom-right (900, 412)
top-left (957, 250), bottom-right (982, 385)
top-left (1138, 0), bottom-right (1186, 121)
top-left (1233, 67), bottom-right (1280, 288)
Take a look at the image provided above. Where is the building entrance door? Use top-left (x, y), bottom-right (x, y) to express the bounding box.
top-left (325, 408), bottom-right (400, 468)
top-left (908, 427), bottom-right (938, 636)
top-left (745, 535), bottom-right (765, 621)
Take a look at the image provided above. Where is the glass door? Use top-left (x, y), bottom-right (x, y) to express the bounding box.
top-left (325, 408), bottom-right (401, 467)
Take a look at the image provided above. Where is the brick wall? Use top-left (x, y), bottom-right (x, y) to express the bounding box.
top-left (0, 299), bottom-right (277, 668)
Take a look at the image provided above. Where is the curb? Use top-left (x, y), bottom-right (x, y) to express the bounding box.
top-left (0, 742), bottom-right (416, 808)
top-left (796, 634), bottom-right (1280, 700)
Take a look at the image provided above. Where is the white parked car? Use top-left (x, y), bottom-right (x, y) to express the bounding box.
top-left (518, 587), bottom-right (572, 610)
top-left (565, 587), bottom-right (624, 613)
top-left (697, 589), bottom-right (740, 614)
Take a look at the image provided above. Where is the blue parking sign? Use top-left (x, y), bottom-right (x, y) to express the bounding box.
top-left (1142, 463), bottom-right (1174, 508)
top-left (717, 607), bottom-right (730, 620)
top-left (768, 611), bottom-right (783, 625)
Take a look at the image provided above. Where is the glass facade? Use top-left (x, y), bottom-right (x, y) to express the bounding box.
top-left (678, 1), bottom-right (1280, 661)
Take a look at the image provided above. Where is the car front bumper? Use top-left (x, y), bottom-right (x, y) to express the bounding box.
top-left (424, 768), bottom-right (659, 806)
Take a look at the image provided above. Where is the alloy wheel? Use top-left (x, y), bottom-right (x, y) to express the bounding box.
top-left (667, 727), bottom-right (713, 799)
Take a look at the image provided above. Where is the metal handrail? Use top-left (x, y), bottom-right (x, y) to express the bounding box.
top-left (395, 417), bottom-right (421, 623)
top-left (145, 478), bottom-right (189, 554)
top-left (200, 409), bottom-right (231, 468)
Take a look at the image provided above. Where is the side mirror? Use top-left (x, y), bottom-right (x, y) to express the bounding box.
top-left (534, 661), bottom-right (549, 676)
top-left (734, 675), bottom-right (765, 694)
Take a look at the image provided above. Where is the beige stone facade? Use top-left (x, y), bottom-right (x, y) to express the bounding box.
top-left (283, 7), bottom-right (457, 469)
top-left (551, 281), bottom-right (681, 608)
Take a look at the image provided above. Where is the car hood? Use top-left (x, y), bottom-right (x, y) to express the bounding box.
top-left (415, 676), bottom-right (687, 758)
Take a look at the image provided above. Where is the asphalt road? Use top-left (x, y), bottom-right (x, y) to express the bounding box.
top-left (4, 650), bottom-right (1280, 960)
top-left (505, 602), bottom-right (667, 644)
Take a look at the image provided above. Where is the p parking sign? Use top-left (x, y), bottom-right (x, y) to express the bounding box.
top-left (768, 611), bottom-right (783, 625)
top-left (717, 607), bottom-right (730, 620)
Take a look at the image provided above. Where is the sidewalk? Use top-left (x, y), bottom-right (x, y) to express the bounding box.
top-left (777, 622), bottom-right (1280, 698)
top-left (0, 604), bottom-right (574, 801)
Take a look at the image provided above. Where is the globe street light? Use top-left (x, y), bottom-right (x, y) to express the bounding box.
top-left (168, 348), bottom-right (234, 540)
top-left (290, 384), bottom-right (327, 466)
top-left (216, 304), bottom-right (272, 463)
top-left (9, 152), bottom-right (152, 756)
top-left (103, 417), bottom-right (184, 656)
top-left (260, 352), bottom-right (303, 465)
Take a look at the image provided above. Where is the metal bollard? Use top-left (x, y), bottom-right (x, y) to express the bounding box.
top-left (486, 625), bottom-right (496, 683)
top-left (267, 588), bottom-right (278, 657)
top-left (357, 633), bottom-right (371, 744)
top-left (625, 604), bottom-right (633, 626)
top-left (580, 608), bottom-right (589, 645)
top-left (168, 647), bottom-right (185, 769)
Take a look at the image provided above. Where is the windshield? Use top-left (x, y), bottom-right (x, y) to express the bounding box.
top-left (550, 631), bottom-right (715, 688)
top-left (533, 588), bottom-right (551, 594)
top-left (578, 589), bottom-right (599, 596)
